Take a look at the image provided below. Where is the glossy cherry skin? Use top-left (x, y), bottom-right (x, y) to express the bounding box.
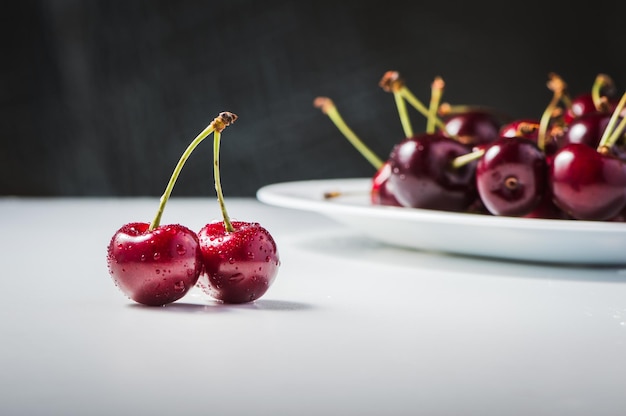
top-left (523, 154), bottom-right (568, 219)
top-left (107, 222), bottom-right (203, 306)
top-left (476, 137), bottom-right (547, 217)
top-left (443, 110), bottom-right (502, 146)
top-left (370, 161), bottom-right (401, 206)
top-left (564, 93), bottom-right (619, 124)
top-left (387, 133), bottom-right (477, 211)
top-left (550, 143), bottom-right (626, 220)
top-left (197, 221), bottom-right (280, 304)
top-left (562, 111), bottom-right (617, 148)
top-left (499, 118), bottom-right (539, 140)
top-left (500, 118), bottom-right (562, 156)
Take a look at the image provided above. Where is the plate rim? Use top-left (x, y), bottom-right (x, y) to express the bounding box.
top-left (256, 177), bottom-right (626, 233)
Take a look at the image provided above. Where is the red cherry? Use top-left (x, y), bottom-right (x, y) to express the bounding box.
top-left (476, 137), bottom-right (547, 217)
top-left (499, 119), bottom-right (540, 140)
top-left (106, 113), bottom-right (232, 306)
top-left (499, 118), bottom-right (562, 157)
top-left (198, 115), bottom-right (280, 303)
top-left (565, 93), bottom-right (596, 123)
top-left (562, 111), bottom-right (615, 148)
top-left (197, 221), bottom-right (279, 304)
top-left (522, 153), bottom-right (568, 219)
top-left (442, 109), bottom-right (502, 146)
top-left (387, 133), bottom-right (476, 211)
top-left (565, 93), bottom-right (619, 124)
top-left (550, 143), bottom-right (626, 220)
top-left (107, 223), bottom-right (202, 306)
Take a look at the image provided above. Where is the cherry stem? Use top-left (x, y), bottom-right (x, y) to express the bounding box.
top-left (548, 72), bottom-right (572, 112)
top-left (379, 71), bottom-right (448, 135)
top-left (607, 116), bottom-right (626, 148)
top-left (538, 73), bottom-right (565, 152)
top-left (149, 119), bottom-right (218, 231)
top-left (450, 148), bottom-right (485, 169)
top-left (213, 130), bottom-right (233, 232)
top-left (314, 97), bottom-right (384, 169)
top-left (427, 77), bottom-right (445, 134)
top-left (393, 91), bottom-right (413, 138)
top-left (597, 92), bottom-right (626, 150)
top-left (206, 112), bottom-right (239, 233)
top-left (592, 73), bottom-right (614, 112)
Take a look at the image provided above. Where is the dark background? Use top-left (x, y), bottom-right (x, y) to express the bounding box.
top-left (3, 0), bottom-right (626, 197)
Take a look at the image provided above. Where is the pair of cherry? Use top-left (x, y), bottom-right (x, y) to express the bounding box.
top-left (106, 113), bottom-right (280, 307)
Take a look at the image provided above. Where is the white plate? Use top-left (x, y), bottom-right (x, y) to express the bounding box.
top-left (257, 178), bottom-right (626, 265)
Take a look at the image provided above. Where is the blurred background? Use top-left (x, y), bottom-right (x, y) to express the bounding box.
top-left (3, 0), bottom-right (626, 197)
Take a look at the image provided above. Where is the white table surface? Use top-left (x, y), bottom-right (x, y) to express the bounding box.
top-left (2, 196), bottom-right (626, 416)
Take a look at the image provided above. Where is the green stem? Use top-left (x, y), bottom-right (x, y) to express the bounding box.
top-left (399, 87), bottom-right (448, 133)
top-left (317, 98), bottom-right (384, 169)
top-left (605, 116), bottom-right (626, 148)
top-left (597, 92), bottom-right (626, 149)
top-left (427, 77), bottom-right (444, 134)
top-left (213, 130), bottom-right (233, 233)
top-left (537, 91), bottom-right (561, 152)
top-left (393, 91), bottom-right (413, 138)
top-left (450, 148), bottom-right (485, 169)
top-left (591, 73), bottom-right (614, 112)
top-left (149, 122), bottom-right (216, 230)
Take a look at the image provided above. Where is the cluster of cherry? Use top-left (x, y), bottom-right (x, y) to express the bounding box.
top-left (106, 113), bottom-right (280, 306)
top-left (316, 71), bottom-right (626, 221)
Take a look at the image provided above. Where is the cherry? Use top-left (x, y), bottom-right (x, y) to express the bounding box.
top-left (499, 119), bottom-right (540, 140)
top-left (550, 93), bottom-right (626, 220)
top-left (107, 223), bottom-right (202, 306)
top-left (563, 74), bottom-right (619, 124)
top-left (562, 111), bottom-right (616, 148)
top-left (197, 114), bottom-right (280, 304)
top-left (550, 143), bottom-right (626, 220)
top-left (566, 93), bottom-right (599, 122)
top-left (387, 132), bottom-right (477, 211)
top-left (441, 109), bottom-right (502, 146)
top-left (475, 137), bottom-right (547, 217)
top-left (106, 114), bottom-right (230, 306)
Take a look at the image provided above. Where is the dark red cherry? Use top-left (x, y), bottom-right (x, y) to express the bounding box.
top-left (500, 118), bottom-right (563, 156)
top-left (562, 111), bottom-right (617, 149)
top-left (387, 133), bottom-right (476, 211)
top-left (550, 143), bottom-right (626, 220)
top-left (371, 161), bottom-right (401, 206)
top-left (443, 110), bottom-right (502, 146)
top-left (522, 154), bottom-right (567, 219)
top-left (499, 119), bottom-right (540, 140)
top-left (565, 93), bottom-right (597, 123)
top-left (476, 137), bottom-right (547, 217)
top-left (565, 92), bottom-right (619, 124)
